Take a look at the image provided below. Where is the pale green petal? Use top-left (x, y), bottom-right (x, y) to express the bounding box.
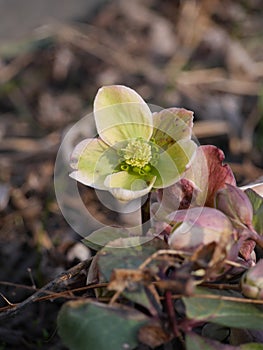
top-left (104, 171), bottom-right (156, 201)
top-left (94, 85), bottom-right (153, 146)
top-left (153, 139), bottom-right (197, 188)
top-left (152, 108), bottom-right (194, 150)
top-left (69, 138), bottom-right (119, 190)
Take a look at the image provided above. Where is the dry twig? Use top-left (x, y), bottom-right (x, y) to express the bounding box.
top-left (0, 258), bottom-right (92, 321)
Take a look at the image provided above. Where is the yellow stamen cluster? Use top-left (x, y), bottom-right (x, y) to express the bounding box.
top-left (122, 139), bottom-right (152, 169)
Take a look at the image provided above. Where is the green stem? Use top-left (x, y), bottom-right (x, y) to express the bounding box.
top-left (141, 193), bottom-right (151, 235)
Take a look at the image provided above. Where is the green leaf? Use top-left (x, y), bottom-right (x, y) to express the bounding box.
top-left (58, 300), bottom-right (149, 350)
top-left (97, 236), bottom-right (167, 314)
top-left (83, 226), bottom-right (131, 250)
top-left (97, 236), bottom-right (164, 314)
top-left (186, 333), bottom-right (231, 350)
top-left (122, 285), bottom-right (158, 315)
top-left (245, 188), bottom-right (263, 234)
top-left (241, 344), bottom-right (263, 350)
top-left (98, 237), bottom-right (167, 281)
top-left (183, 288), bottom-right (263, 330)
top-left (202, 323), bottom-right (230, 342)
top-left (186, 333), bottom-right (263, 350)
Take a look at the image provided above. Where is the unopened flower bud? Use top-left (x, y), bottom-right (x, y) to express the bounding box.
top-left (168, 207), bottom-right (233, 251)
top-left (241, 259), bottom-right (263, 299)
top-left (216, 184), bottom-right (253, 228)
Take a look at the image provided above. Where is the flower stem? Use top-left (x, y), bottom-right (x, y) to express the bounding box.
top-left (165, 290), bottom-right (182, 339)
top-left (141, 193), bottom-right (151, 235)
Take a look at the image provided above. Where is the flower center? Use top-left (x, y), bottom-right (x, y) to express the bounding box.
top-left (122, 139), bottom-right (152, 169)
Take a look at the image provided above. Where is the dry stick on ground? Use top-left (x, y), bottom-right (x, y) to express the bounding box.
top-left (1, 260), bottom-right (263, 320)
top-left (0, 258), bottom-right (92, 321)
top-left (0, 52), bottom-right (34, 84)
top-left (57, 24), bottom-right (165, 85)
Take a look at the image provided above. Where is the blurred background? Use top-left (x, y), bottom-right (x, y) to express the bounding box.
top-left (0, 0), bottom-right (263, 348)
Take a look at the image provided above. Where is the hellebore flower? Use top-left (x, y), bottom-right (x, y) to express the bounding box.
top-left (216, 184), bottom-right (254, 229)
top-left (70, 85), bottom-right (196, 201)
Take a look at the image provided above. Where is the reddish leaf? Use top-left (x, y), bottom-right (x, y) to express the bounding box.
top-left (239, 240), bottom-right (256, 261)
top-left (183, 145), bottom-right (236, 207)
